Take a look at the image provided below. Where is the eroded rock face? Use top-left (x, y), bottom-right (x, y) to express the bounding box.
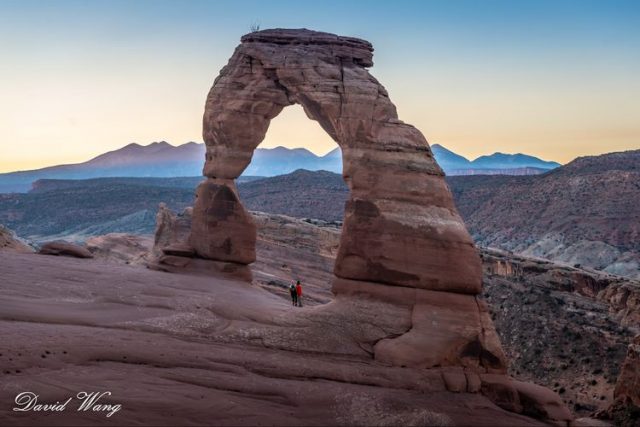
top-left (85, 233), bottom-right (152, 266)
top-left (597, 335), bottom-right (640, 424)
top-left (190, 179), bottom-right (256, 264)
top-left (195, 28), bottom-right (481, 294)
top-left (614, 336), bottom-right (640, 406)
top-left (153, 202), bottom-right (193, 257)
top-left (0, 224), bottom-right (33, 254)
top-left (38, 241), bottom-right (93, 259)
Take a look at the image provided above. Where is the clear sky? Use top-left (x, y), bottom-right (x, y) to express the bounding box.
top-left (1, 0), bottom-right (639, 172)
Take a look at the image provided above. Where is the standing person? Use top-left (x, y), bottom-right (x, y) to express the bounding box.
top-left (295, 280), bottom-right (303, 307)
top-left (289, 282), bottom-right (297, 306)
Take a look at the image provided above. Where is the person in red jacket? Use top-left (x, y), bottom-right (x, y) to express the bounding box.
top-left (295, 280), bottom-right (303, 307)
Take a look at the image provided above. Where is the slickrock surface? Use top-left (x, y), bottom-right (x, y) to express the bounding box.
top-left (255, 222), bottom-right (638, 417)
top-left (6, 211), bottom-right (636, 422)
top-left (0, 251), bottom-right (550, 426)
top-left (251, 212), bottom-right (340, 305)
top-left (85, 233), bottom-right (152, 266)
top-left (156, 203), bottom-right (510, 373)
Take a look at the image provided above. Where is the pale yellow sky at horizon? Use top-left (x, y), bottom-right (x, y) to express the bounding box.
top-left (2, 54), bottom-right (638, 173)
top-left (1, 1), bottom-right (639, 174)
top-left (2, 92), bottom-right (638, 173)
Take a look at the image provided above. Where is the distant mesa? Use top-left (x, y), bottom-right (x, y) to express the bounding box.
top-left (0, 141), bottom-right (560, 193)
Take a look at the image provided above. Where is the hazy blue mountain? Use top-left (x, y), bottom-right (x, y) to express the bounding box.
top-left (431, 143), bottom-right (560, 171)
top-left (471, 152), bottom-right (561, 170)
top-left (0, 142), bottom-right (204, 193)
top-left (431, 144), bottom-right (472, 170)
top-left (0, 141), bottom-right (560, 193)
top-left (318, 147), bottom-right (342, 173)
top-left (244, 146), bottom-right (341, 175)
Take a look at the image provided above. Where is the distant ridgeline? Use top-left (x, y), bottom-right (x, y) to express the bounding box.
top-left (0, 141), bottom-right (560, 193)
top-left (1, 149), bottom-right (636, 280)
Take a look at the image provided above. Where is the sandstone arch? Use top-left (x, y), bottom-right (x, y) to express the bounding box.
top-left (191, 28), bottom-right (482, 294)
top-left (150, 31), bottom-right (573, 420)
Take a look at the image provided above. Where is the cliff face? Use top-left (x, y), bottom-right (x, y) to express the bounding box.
top-left (614, 336), bottom-right (640, 406)
top-left (481, 249), bottom-right (640, 327)
top-left (449, 149), bottom-right (640, 280)
top-left (599, 335), bottom-right (640, 426)
top-left (481, 248), bottom-right (640, 415)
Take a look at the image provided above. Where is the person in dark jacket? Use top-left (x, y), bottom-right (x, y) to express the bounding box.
top-left (295, 280), bottom-right (303, 307)
top-left (289, 283), bottom-right (297, 306)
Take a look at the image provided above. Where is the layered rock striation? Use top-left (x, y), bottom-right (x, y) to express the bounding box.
top-left (152, 28), bottom-right (504, 372)
top-left (195, 28), bottom-right (480, 293)
top-left (149, 29), bottom-right (571, 423)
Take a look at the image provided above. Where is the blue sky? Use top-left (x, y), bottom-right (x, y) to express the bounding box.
top-left (1, 0), bottom-right (639, 171)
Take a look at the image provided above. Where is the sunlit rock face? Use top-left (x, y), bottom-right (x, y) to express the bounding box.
top-left (196, 28), bottom-right (481, 294)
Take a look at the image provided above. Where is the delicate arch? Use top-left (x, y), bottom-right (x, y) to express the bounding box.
top-left (191, 29), bottom-right (482, 294)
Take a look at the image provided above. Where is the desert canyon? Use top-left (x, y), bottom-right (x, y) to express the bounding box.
top-left (1, 29), bottom-right (639, 427)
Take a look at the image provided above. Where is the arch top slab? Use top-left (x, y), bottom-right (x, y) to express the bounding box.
top-left (194, 28), bottom-right (483, 295)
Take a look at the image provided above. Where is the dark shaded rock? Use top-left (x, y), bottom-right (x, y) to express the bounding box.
top-left (38, 241), bottom-right (93, 259)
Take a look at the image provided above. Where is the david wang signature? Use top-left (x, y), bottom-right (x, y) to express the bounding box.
top-left (13, 391), bottom-right (121, 417)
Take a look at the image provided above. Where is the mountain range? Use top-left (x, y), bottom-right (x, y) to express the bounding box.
top-left (0, 141), bottom-right (559, 193)
top-left (448, 149), bottom-right (640, 279)
top-left (0, 149), bottom-right (637, 280)
top-left (431, 144), bottom-right (561, 174)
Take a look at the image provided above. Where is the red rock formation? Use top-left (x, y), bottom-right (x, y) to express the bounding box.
top-left (148, 28), bottom-right (501, 372)
top-left (195, 28), bottom-right (481, 294)
top-left (0, 224), bottom-right (33, 253)
top-left (0, 250), bottom-right (561, 426)
top-left (85, 233), bottom-right (152, 266)
top-left (38, 241), bottom-right (93, 259)
top-left (150, 29), bottom-right (571, 423)
top-left (190, 179), bottom-right (256, 264)
top-left (149, 203), bottom-right (252, 281)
